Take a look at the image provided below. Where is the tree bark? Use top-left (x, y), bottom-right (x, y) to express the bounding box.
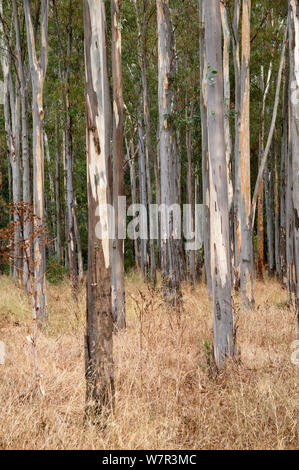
top-left (199, 0), bottom-right (212, 296)
top-left (289, 0), bottom-right (299, 324)
top-left (157, 0), bottom-right (181, 305)
top-left (24, 0), bottom-right (48, 326)
top-left (111, 0), bottom-right (126, 330)
top-left (84, 0), bottom-right (114, 418)
top-left (239, 0), bottom-right (254, 308)
top-left (204, 0), bottom-right (235, 368)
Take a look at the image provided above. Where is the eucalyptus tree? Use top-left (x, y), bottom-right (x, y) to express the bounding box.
top-left (24, 0), bottom-right (49, 325)
top-left (289, 0), bottom-right (299, 325)
top-left (157, 0), bottom-right (181, 305)
top-left (199, 0), bottom-right (212, 296)
top-left (83, 0), bottom-right (114, 417)
top-left (204, 0), bottom-right (235, 368)
top-left (239, 0), bottom-right (254, 308)
top-left (12, 0), bottom-right (31, 289)
top-left (111, 0), bottom-right (126, 330)
top-left (0, 0), bottom-right (22, 283)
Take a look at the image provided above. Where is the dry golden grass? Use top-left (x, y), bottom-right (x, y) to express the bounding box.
top-left (0, 272), bottom-right (298, 450)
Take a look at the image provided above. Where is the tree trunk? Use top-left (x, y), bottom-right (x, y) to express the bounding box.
top-left (55, 115), bottom-right (63, 264)
top-left (13, 0), bottom-right (31, 290)
top-left (289, 0), bottom-right (299, 324)
top-left (186, 97), bottom-right (195, 289)
top-left (111, 0), bottom-right (126, 330)
top-left (133, 0), bottom-right (156, 286)
top-left (137, 111), bottom-right (148, 278)
top-left (233, 0), bottom-right (241, 290)
top-left (280, 60), bottom-right (288, 285)
top-left (257, 63), bottom-right (272, 280)
top-left (24, 0), bottom-right (48, 326)
top-left (157, 0), bottom-right (181, 305)
top-left (204, 0), bottom-right (235, 368)
top-left (84, 0), bottom-right (114, 418)
top-left (199, 0), bottom-right (212, 296)
top-left (239, 0), bottom-right (254, 308)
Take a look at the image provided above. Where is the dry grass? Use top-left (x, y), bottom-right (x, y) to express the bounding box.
top-left (0, 272), bottom-right (298, 450)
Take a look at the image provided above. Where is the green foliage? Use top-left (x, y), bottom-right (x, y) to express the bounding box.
top-left (46, 257), bottom-right (67, 284)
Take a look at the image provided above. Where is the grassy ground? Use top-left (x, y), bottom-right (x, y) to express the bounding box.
top-left (0, 272), bottom-right (298, 449)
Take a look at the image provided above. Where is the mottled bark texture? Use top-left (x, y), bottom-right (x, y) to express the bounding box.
top-left (239, 0), bottom-right (254, 308)
top-left (84, 0), bottom-right (114, 418)
top-left (24, 0), bottom-right (48, 325)
top-left (199, 0), bottom-right (212, 296)
top-left (111, 0), bottom-right (126, 330)
top-left (289, 0), bottom-right (299, 327)
top-left (157, 0), bottom-right (181, 305)
top-left (204, 0), bottom-right (235, 368)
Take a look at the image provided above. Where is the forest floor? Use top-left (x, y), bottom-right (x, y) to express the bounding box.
top-left (0, 272), bottom-right (298, 450)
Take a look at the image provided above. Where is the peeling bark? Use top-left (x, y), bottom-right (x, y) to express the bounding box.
top-left (157, 0), bottom-right (181, 305)
top-left (205, 0), bottom-right (235, 368)
top-left (24, 0), bottom-right (48, 325)
top-left (84, 0), bottom-right (114, 418)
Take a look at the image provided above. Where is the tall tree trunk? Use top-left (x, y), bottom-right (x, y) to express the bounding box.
top-left (205, 0), bottom-right (235, 369)
top-left (157, 0), bottom-right (181, 305)
top-left (53, 0), bottom-right (80, 292)
top-left (0, 4), bottom-right (22, 284)
top-left (199, 0), bottom-right (212, 296)
top-left (137, 110), bottom-right (148, 278)
top-left (239, 0), bottom-right (254, 308)
top-left (264, 162), bottom-right (274, 276)
top-left (127, 135), bottom-right (140, 271)
top-left (13, 0), bottom-right (31, 290)
top-left (186, 97), bottom-right (195, 289)
top-left (84, 0), bottom-right (114, 418)
top-left (280, 61), bottom-right (288, 285)
top-left (55, 115), bottom-right (63, 264)
top-left (257, 63), bottom-right (272, 280)
top-left (274, 133), bottom-right (281, 278)
top-left (289, 0), bottom-right (299, 324)
top-left (133, 0), bottom-right (156, 286)
top-left (111, 0), bottom-right (125, 330)
top-left (24, 0), bottom-right (48, 326)
top-left (233, 0), bottom-right (242, 290)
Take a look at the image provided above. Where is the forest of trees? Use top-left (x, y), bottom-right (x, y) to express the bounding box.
top-left (0, 0), bottom-right (298, 442)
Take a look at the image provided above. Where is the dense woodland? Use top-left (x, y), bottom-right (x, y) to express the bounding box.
top-left (0, 0), bottom-right (298, 446)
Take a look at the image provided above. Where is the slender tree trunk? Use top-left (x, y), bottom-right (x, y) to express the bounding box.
top-left (73, 201), bottom-right (84, 283)
top-left (44, 131), bottom-right (56, 253)
top-left (280, 61), bottom-right (288, 285)
top-left (257, 63), bottom-right (272, 280)
top-left (157, 0), bottom-right (181, 305)
top-left (0, 5), bottom-right (22, 284)
top-left (24, 0), bottom-right (48, 326)
top-left (55, 115), bottom-right (62, 264)
top-left (84, 0), bottom-right (114, 418)
top-left (137, 110), bottom-right (148, 278)
top-left (111, 0), bottom-right (125, 330)
top-left (199, 0), bottom-right (212, 296)
top-left (13, 0), bottom-right (31, 289)
top-left (205, 0), bottom-right (235, 368)
top-left (264, 162), bottom-right (274, 276)
top-left (127, 135), bottom-right (140, 271)
top-left (186, 97), bottom-right (195, 289)
top-left (274, 133), bottom-right (281, 278)
top-left (239, 0), bottom-right (254, 308)
top-left (289, 0), bottom-right (299, 323)
top-left (233, 0), bottom-right (242, 290)
top-left (133, 0), bottom-right (156, 286)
